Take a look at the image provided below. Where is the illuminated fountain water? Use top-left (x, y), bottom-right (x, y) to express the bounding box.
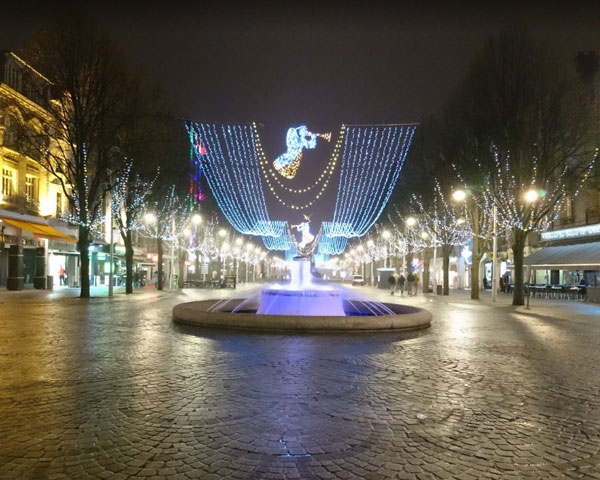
top-left (257, 257), bottom-right (345, 316)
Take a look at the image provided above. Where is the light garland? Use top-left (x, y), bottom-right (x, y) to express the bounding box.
top-left (318, 222), bottom-right (348, 254)
top-left (485, 146), bottom-right (598, 233)
top-left (262, 232), bottom-right (293, 251)
top-left (409, 181), bottom-right (472, 249)
top-left (254, 123), bottom-right (345, 210)
top-left (111, 159), bottom-right (156, 235)
top-left (329, 124), bottom-right (417, 238)
top-left (188, 121), bottom-right (417, 257)
top-left (187, 122), bottom-right (281, 236)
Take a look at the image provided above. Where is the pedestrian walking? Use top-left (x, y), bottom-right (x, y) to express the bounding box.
top-left (59, 266), bottom-right (65, 286)
top-left (388, 274), bottom-right (396, 295)
top-left (414, 273), bottom-right (420, 295)
top-left (397, 273), bottom-right (406, 295)
top-left (406, 271), bottom-right (415, 296)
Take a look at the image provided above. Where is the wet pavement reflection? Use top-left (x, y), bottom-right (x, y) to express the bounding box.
top-left (0, 285), bottom-right (599, 479)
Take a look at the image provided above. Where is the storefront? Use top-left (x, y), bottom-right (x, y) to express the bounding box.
top-left (48, 239), bottom-right (80, 287)
top-left (524, 234), bottom-right (600, 301)
top-left (88, 243), bottom-right (129, 287)
top-left (0, 212), bottom-right (76, 290)
top-left (525, 242), bottom-right (600, 285)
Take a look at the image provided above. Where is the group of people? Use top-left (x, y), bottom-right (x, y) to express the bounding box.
top-left (388, 271), bottom-right (419, 295)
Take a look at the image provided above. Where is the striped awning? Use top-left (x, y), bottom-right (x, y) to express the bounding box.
top-left (0, 217), bottom-right (76, 243)
top-left (524, 242), bottom-right (600, 269)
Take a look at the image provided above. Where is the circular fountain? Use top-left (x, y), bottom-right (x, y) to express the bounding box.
top-left (173, 257), bottom-right (432, 331)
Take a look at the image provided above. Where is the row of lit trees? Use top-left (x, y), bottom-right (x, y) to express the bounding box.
top-left (390, 31), bottom-right (597, 305)
top-left (142, 213), bottom-right (269, 289)
top-left (17, 14), bottom-right (191, 297)
top-left (346, 178), bottom-right (573, 300)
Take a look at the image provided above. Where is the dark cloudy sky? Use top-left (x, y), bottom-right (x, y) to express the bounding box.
top-left (3, 2), bottom-right (600, 125)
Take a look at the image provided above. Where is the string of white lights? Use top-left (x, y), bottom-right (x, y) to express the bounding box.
top-left (329, 124), bottom-right (417, 238)
top-left (191, 122), bottom-right (283, 236)
top-left (254, 123), bottom-right (346, 210)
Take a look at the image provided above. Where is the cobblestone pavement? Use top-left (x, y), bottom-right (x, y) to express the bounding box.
top-left (0, 284), bottom-right (599, 479)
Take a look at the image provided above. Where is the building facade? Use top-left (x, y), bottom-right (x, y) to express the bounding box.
top-left (0, 51), bottom-right (77, 289)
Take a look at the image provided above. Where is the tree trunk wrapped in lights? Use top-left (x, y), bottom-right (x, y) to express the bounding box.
top-left (408, 182), bottom-right (472, 296)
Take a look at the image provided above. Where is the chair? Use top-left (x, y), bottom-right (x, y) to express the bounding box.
top-left (550, 285), bottom-right (562, 299)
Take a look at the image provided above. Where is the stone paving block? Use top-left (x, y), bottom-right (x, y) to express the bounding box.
top-left (1, 288), bottom-right (599, 479)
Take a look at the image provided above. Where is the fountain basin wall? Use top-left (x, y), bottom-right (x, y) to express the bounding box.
top-left (173, 300), bottom-right (432, 331)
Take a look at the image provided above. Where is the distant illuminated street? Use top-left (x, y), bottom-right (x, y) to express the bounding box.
top-left (0, 286), bottom-right (599, 479)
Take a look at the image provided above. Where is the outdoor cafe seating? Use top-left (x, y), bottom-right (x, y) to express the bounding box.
top-left (527, 284), bottom-right (586, 301)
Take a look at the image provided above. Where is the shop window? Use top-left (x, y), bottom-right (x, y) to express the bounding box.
top-left (2, 166), bottom-right (16, 202)
top-left (25, 175), bottom-right (38, 206)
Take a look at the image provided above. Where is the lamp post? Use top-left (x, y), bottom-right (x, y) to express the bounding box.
top-left (144, 212), bottom-right (157, 286)
top-left (367, 239), bottom-right (374, 285)
top-left (108, 192), bottom-right (114, 298)
top-left (491, 203), bottom-right (498, 302)
top-left (405, 216), bottom-right (417, 280)
top-left (382, 230), bottom-right (391, 268)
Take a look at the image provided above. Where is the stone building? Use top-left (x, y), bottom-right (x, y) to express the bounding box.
top-left (0, 51), bottom-right (76, 289)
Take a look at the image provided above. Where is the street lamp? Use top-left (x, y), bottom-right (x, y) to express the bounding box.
top-left (452, 189), bottom-right (467, 202)
top-left (144, 212), bottom-right (156, 224)
top-left (524, 189), bottom-right (539, 203)
top-left (366, 239), bottom-right (375, 285)
top-left (405, 217), bottom-right (417, 227)
top-left (192, 214), bottom-right (202, 225)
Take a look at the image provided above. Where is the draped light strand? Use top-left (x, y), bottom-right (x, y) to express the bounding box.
top-left (190, 122), bottom-right (282, 236)
top-left (319, 222), bottom-right (349, 254)
top-left (329, 124), bottom-right (416, 238)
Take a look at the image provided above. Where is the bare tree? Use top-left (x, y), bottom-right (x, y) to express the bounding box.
top-left (411, 182), bottom-right (472, 295)
top-left (111, 160), bottom-right (157, 293)
top-left (24, 14), bottom-right (133, 297)
top-left (143, 186), bottom-right (192, 291)
top-left (447, 31), bottom-right (596, 305)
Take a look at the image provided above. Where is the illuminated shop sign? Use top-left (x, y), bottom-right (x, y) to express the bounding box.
top-left (541, 224), bottom-right (600, 241)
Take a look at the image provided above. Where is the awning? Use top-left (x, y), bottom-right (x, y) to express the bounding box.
top-left (524, 242), bottom-right (600, 269)
top-left (0, 217), bottom-right (76, 243)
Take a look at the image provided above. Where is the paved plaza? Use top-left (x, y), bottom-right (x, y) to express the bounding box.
top-left (0, 285), bottom-right (599, 479)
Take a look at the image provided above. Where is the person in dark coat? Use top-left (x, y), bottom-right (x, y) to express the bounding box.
top-left (388, 275), bottom-right (396, 295)
top-left (397, 273), bottom-right (406, 295)
top-left (406, 271), bottom-right (415, 296)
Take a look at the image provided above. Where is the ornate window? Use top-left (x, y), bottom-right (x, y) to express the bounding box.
top-left (25, 174), bottom-right (38, 206)
top-left (2, 166), bottom-right (16, 202)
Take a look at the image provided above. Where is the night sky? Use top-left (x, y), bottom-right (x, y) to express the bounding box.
top-left (3, 2), bottom-right (600, 229)
top-left (3, 2), bottom-right (600, 124)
